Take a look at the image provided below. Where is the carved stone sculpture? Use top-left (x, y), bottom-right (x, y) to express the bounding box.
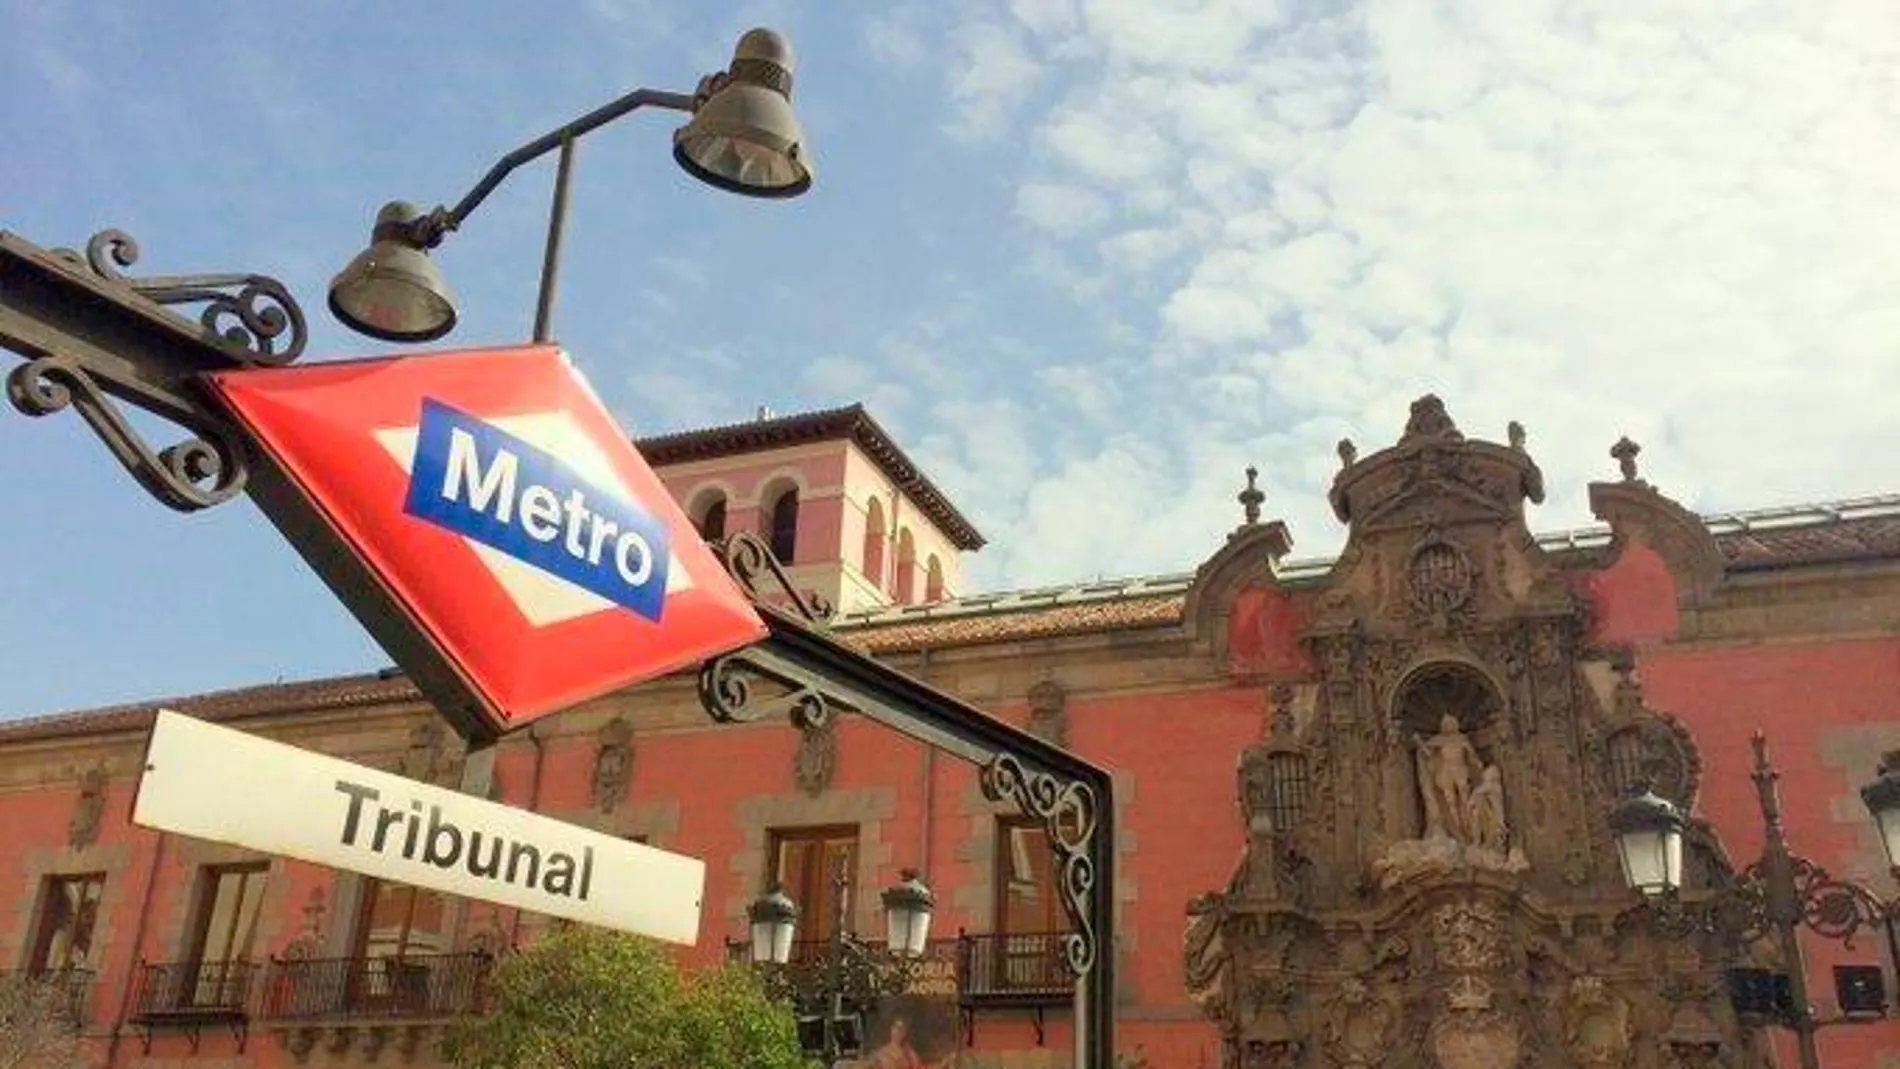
top-left (591, 717), bottom-right (634, 813)
top-left (1467, 765), bottom-right (1508, 853)
top-left (68, 765), bottom-right (106, 850)
top-left (1416, 715), bottom-right (1483, 842)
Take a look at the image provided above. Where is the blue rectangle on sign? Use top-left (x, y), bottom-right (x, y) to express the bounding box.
top-left (403, 399), bottom-right (670, 622)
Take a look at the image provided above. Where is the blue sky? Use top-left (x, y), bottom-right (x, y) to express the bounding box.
top-left (5, 1), bottom-right (1899, 718)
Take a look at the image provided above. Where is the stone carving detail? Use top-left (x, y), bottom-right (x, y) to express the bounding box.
top-left (793, 717), bottom-right (837, 797)
top-left (68, 764), bottom-right (107, 850)
top-left (1559, 976), bottom-right (1633, 1068)
top-left (592, 717), bottom-right (634, 813)
top-left (1185, 397), bottom-right (1757, 1067)
top-left (1025, 678), bottom-right (1070, 748)
top-left (283, 885), bottom-right (328, 961)
top-left (1320, 976), bottom-right (1401, 1067)
top-left (399, 719), bottom-right (460, 786)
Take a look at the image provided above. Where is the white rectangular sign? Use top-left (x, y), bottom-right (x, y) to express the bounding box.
top-left (132, 710), bottom-right (704, 945)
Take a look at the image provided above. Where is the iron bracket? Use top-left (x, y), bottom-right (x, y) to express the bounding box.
top-left (0, 229), bottom-right (308, 512)
top-left (699, 532), bottom-right (1116, 1065)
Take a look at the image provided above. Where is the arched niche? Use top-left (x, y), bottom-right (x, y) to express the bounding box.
top-left (1389, 661), bottom-right (1506, 843)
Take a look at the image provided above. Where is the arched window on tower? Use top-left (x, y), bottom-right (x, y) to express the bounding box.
top-left (924, 555), bottom-right (945, 602)
top-left (694, 493), bottom-right (727, 544)
top-left (768, 487), bottom-right (800, 565)
top-left (862, 497), bottom-right (887, 588)
top-left (894, 528), bottom-right (917, 603)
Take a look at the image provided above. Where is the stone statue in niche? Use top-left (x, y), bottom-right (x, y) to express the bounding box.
top-left (1373, 719), bottom-right (1528, 888)
top-left (1416, 715), bottom-right (1483, 841)
top-left (1467, 765), bottom-right (1508, 853)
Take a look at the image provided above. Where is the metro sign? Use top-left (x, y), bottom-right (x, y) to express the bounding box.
top-left (207, 344), bottom-right (765, 740)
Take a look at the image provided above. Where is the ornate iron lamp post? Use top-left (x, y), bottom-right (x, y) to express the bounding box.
top-left (1611, 733), bottom-right (1898, 1069)
top-left (742, 857), bottom-right (934, 1064)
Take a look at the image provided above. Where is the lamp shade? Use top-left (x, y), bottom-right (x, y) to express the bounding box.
top-left (1609, 786), bottom-right (1686, 896)
top-left (1860, 750), bottom-right (1900, 871)
top-left (880, 869), bottom-right (934, 957)
top-left (673, 28), bottom-right (812, 198)
top-left (747, 887), bottom-right (798, 965)
top-left (327, 202), bottom-right (456, 343)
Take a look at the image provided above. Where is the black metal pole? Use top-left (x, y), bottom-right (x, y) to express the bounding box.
top-left (1751, 734), bottom-right (1824, 1069)
top-left (435, 88), bottom-right (696, 236)
top-left (826, 851), bottom-right (848, 1066)
top-left (532, 135), bottom-right (577, 343)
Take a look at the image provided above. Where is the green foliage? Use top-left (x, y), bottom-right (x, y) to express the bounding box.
top-left (442, 926), bottom-right (816, 1069)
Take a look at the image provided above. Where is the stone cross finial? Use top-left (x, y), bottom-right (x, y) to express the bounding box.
top-left (1239, 466), bottom-right (1265, 526)
top-left (1611, 436), bottom-right (1642, 482)
top-left (1507, 421), bottom-right (1526, 451)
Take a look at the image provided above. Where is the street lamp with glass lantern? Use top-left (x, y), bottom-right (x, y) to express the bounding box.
top-left (327, 26), bottom-right (812, 345)
top-left (1859, 750), bottom-right (1900, 878)
top-left (1610, 733), bottom-right (1898, 1069)
top-left (1608, 784), bottom-right (1687, 898)
top-left (743, 864), bottom-right (936, 1064)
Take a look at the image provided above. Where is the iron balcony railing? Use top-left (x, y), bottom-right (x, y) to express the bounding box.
top-left (728, 932), bottom-right (1074, 1007)
top-left (260, 953), bottom-right (495, 1021)
top-left (128, 960), bottom-right (254, 1020)
top-left (5, 967), bottom-right (94, 1028)
top-left (957, 932), bottom-right (1073, 1006)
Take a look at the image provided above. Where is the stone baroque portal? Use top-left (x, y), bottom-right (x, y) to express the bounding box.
top-left (1185, 397), bottom-right (1769, 1069)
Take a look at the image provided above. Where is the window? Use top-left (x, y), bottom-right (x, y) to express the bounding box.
top-left (351, 879), bottom-right (448, 961)
top-left (992, 820), bottom-right (1068, 992)
top-left (768, 826), bottom-right (856, 953)
top-left (768, 488), bottom-right (800, 564)
top-left (184, 863), bottom-right (267, 1007)
top-left (861, 497), bottom-right (887, 586)
top-left (696, 495), bottom-right (727, 543)
top-left (1262, 751), bottom-right (1309, 833)
top-left (995, 820), bottom-right (1066, 938)
top-left (894, 528), bottom-right (917, 603)
top-left (924, 555), bottom-right (945, 602)
top-left (1607, 728), bottom-right (1650, 798)
top-left (29, 874), bottom-right (104, 974)
top-left (188, 864), bottom-right (269, 966)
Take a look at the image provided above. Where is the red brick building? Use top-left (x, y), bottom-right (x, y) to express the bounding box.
top-left (2, 397), bottom-right (1896, 1068)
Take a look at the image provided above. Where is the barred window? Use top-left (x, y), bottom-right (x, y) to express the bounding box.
top-left (1607, 728), bottom-right (1650, 797)
top-left (1264, 751), bottom-right (1309, 833)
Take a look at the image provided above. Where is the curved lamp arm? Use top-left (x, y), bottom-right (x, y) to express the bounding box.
top-left (408, 88), bottom-right (700, 248)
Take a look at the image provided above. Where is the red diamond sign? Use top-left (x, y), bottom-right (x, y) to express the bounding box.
top-left (207, 344), bottom-right (765, 740)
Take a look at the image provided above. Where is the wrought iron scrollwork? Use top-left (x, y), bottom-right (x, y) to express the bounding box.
top-left (980, 752), bottom-right (1100, 979)
top-left (5, 228), bottom-right (311, 512)
top-left (7, 354), bottom-right (247, 510)
top-left (1768, 856), bottom-right (1889, 948)
top-left (715, 531), bottom-right (834, 624)
top-left (697, 647), bottom-right (833, 731)
top-left (1629, 856), bottom-right (1891, 951)
top-left (52, 230), bottom-right (307, 365)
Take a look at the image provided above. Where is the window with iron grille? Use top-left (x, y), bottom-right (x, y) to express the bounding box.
top-left (1607, 728), bottom-right (1650, 797)
top-left (1264, 751), bottom-right (1309, 833)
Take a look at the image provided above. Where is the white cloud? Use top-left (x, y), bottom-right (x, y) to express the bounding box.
top-left (942, 18), bottom-right (1044, 141)
top-left (925, 0), bottom-right (1900, 590)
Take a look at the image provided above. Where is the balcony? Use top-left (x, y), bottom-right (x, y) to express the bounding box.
top-left (260, 952), bottom-right (495, 1022)
top-left (3, 968), bottom-right (94, 1030)
top-left (956, 932), bottom-right (1073, 1007)
top-left (126, 960), bottom-right (253, 1053)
